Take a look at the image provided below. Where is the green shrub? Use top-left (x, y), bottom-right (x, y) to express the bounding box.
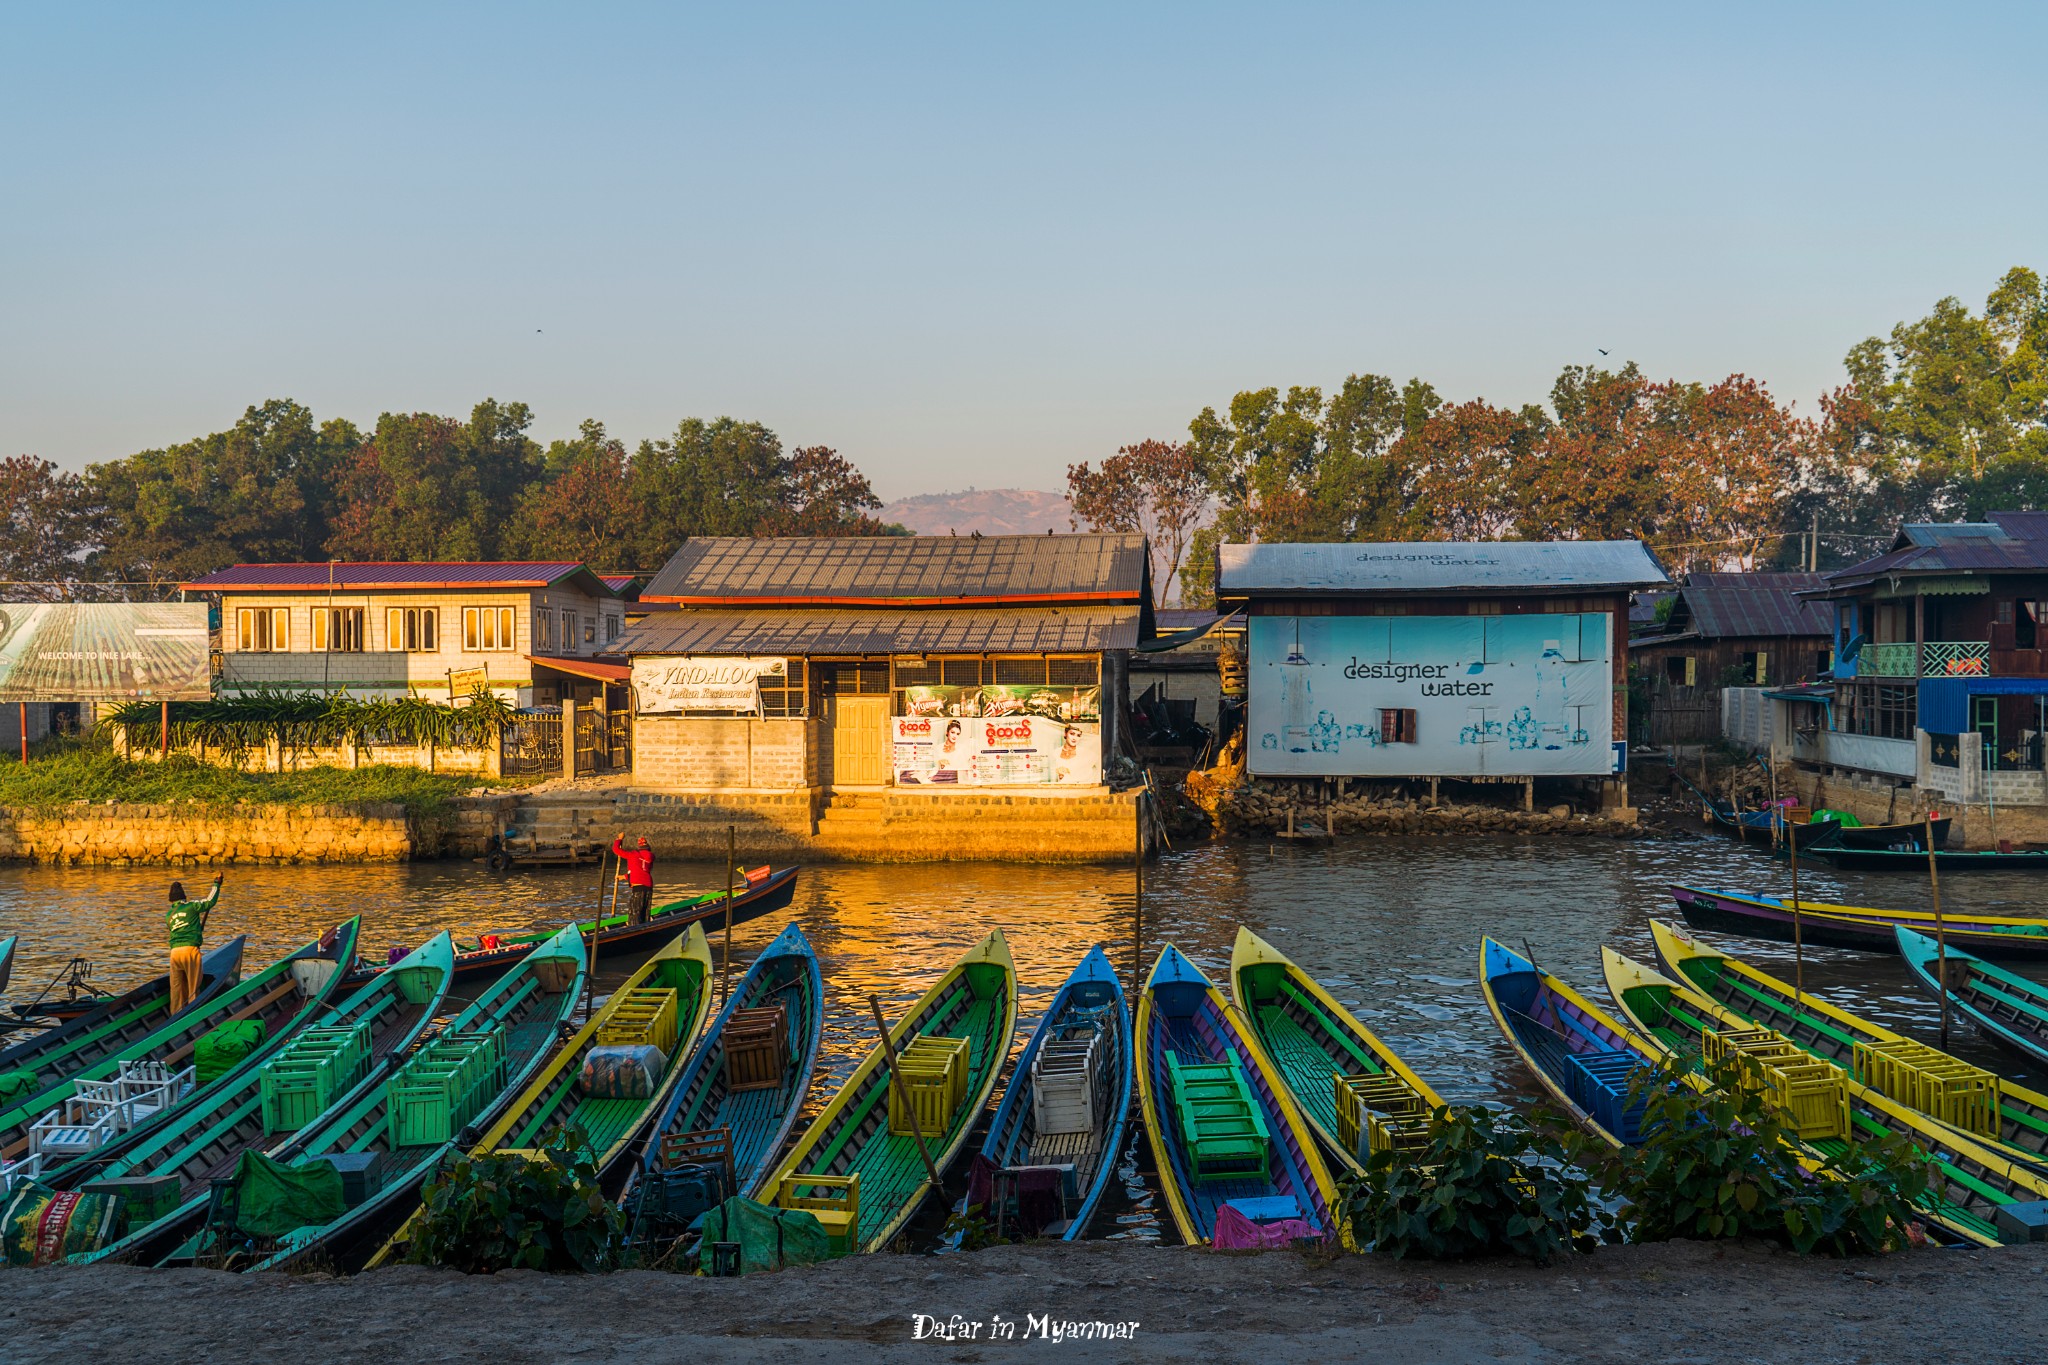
top-left (404, 1132), bottom-right (626, 1273)
top-left (1575, 1055), bottom-right (1931, 1256)
top-left (1344, 1104), bottom-right (1603, 1264)
top-left (0, 739), bottom-right (474, 817)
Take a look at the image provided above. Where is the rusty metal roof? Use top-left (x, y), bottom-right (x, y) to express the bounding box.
top-left (618, 606), bottom-right (1141, 656)
top-left (1217, 540), bottom-right (1668, 597)
top-left (1818, 513), bottom-right (2048, 593)
top-left (182, 562), bottom-right (618, 595)
top-left (1670, 572), bottom-right (1832, 639)
top-left (642, 535), bottom-right (1149, 605)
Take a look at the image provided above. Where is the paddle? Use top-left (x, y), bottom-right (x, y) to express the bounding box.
top-left (867, 993), bottom-right (945, 1200)
top-left (720, 826), bottom-right (736, 1008)
top-left (1787, 802), bottom-right (1804, 1009)
top-left (1927, 812), bottom-right (1949, 1051)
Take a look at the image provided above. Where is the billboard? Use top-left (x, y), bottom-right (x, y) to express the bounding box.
top-left (632, 657), bottom-right (787, 713)
top-left (892, 715), bottom-right (1102, 787)
top-left (0, 603), bottom-right (212, 703)
top-left (1247, 613), bottom-right (1615, 777)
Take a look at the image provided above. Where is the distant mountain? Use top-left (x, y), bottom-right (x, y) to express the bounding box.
top-left (881, 488), bottom-right (1074, 537)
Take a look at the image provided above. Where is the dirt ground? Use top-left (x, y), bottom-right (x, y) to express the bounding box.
top-left (3, 1240), bottom-right (2043, 1365)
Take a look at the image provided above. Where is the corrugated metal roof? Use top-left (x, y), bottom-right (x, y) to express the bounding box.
top-left (1672, 572), bottom-right (1832, 639)
top-left (642, 535), bottom-right (1149, 604)
top-left (619, 606), bottom-right (1141, 656)
top-left (1217, 540), bottom-right (1669, 596)
top-left (182, 562), bottom-right (616, 594)
top-left (1819, 513), bottom-right (2048, 593)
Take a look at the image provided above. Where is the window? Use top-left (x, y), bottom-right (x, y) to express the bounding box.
top-left (313, 607), bottom-right (365, 652)
top-left (236, 606), bottom-right (289, 652)
top-left (561, 610), bottom-right (576, 653)
top-left (536, 610), bottom-right (553, 651)
top-left (1843, 681), bottom-right (1916, 740)
top-left (604, 613), bottom-right (620, 644)
top-left (1380, 708), bottom-right (1418, 743)
top-left (756, 659), bottom-right (808, 717)
top-left (583, 616), bottom-right (596, 645)
top-left (462, 606), bottom-right (516, 652)
top-left (384, 607), bottom-right (436, 652)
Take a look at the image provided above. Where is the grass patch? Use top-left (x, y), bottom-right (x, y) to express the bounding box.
top-left (0, 741), bottom-right (478, 818)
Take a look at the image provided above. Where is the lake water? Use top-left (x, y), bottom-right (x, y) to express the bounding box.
top-left (4, 829), bottom-right (2043, 1245)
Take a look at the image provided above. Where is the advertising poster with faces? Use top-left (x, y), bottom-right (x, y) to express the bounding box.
top-left (892, 714), bottom-right (1102, 786)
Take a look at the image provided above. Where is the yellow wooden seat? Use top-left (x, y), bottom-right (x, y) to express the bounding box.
top-left (776, 1173), bottom-right (860, 1255)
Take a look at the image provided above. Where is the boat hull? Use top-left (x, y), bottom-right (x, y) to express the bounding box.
top-left (1897, 926), bottom-right (2048, 1069)
top-left (1668, 884), bottom-right (2048, 959)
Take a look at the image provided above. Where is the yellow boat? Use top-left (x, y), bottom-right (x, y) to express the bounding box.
top-left (1603, 941), bottom-right (2048, 1248)
top-left (1229, 926), bottom-right (1444, 1177)
top-left (1136, 944), bottom-right (1354, 1248)
top-left (367, 924), bottom-right (714, 1267)
top-left (1649, 918), bottom-right (2048, 1170)
top-left (762, 930), bottom-right (1017, 1255)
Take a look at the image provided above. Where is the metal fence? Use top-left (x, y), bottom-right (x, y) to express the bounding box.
top-left (501, 710), bottom-right (564, 777)
top-left (574, 705), bottom-right (631, 776)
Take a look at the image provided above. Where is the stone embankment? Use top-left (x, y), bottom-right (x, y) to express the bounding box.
top-left (1186, 774), bottom-right (1647, 840)
top-left (0, 796), bottom-right (514, 866)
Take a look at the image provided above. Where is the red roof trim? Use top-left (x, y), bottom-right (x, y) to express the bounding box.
top-left (641, 590), bottom-right (1141, 608)
top-left (527, 654), bottom-right (632, 683)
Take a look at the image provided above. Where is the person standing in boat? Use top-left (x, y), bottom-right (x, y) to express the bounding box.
top-left (612, 835), bottom-right (654, 925)
top-left (166, 873), bottom-right (223, 1013)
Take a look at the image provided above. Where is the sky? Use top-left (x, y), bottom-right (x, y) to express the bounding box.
top-left (3, 3), bottom-right (2045, 500)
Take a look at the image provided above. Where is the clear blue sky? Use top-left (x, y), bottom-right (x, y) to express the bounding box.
top-left (4, 3), bottom-right (2043, 499)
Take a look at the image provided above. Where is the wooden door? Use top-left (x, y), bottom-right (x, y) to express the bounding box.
top-left (833, 695), bottom-right (891, 786)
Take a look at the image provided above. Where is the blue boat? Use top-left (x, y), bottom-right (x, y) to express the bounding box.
top-left (1898, 926), bottom-right (2048, 1069)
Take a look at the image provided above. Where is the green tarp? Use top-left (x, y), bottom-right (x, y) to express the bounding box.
top-left (195, 1020), bottom-right (267, 1084)
top-left (228, 1149), bottom-right (346, 1239)
top-left (696, 1196), bottom-right (833, 1276)
top-left (0, 1070), bottom-right (39, 1106)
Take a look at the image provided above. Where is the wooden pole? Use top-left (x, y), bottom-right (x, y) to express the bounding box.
top-left (1928, 812), bottom-right (1950, 1051)
top-left (160, 699), bottom-right (170, 757)
top-left (16, 702), bottom-right (25, 763)
top-left (1788, 804), bottom-right (1804, 1006)
top-left (585, 846), bottom-right (609, 1021)
top-left (721, 825), bottom-right (736, 1007)
top-left (1132, 854), bottom-right (1144, 1003)
top-left (867, 993), bottom-right (944, 1195)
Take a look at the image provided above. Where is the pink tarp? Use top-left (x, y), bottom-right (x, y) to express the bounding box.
top-left (1210, 1204), bottom-right (1322, 1250)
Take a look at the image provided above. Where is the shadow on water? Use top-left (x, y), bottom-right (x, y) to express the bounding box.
top-left (3, 828), bottom-right (2044, 1248)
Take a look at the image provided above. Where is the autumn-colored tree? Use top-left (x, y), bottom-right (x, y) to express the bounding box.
top-left (502, 420), bottom-right (640, 567)
top-left (327, 400), bottom-right (541, 561)
top-left (1066, 439), bottom-right (1208, 607)
top-left (764, 445), bottom-right (889, 535)
top-left (0, 455), bottom-right (98, 597)
top-left (1390, 398), bottom-right (1538, 540)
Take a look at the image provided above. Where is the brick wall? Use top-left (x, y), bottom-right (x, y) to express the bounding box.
top-left (632, 716), bottom-right (810, 791)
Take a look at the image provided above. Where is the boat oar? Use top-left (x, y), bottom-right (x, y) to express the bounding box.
top-left (1927, 811), bottom-right (1949, 1051)
top-left (866, 994), bottom-right (945, 1200)
top-left (721, 825), bottom-right (736, 1008)
top-left (1787, 804), bottom-right (1804, 1008)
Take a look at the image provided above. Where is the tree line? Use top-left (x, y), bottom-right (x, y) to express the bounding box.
top-left (1, 402), bottom-right (896, 594)
top-left (1069, 266), bottom-right (2048, 605)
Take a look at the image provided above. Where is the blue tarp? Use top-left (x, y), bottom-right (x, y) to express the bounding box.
top-left (1919, 677), bottom-right (2048, 734)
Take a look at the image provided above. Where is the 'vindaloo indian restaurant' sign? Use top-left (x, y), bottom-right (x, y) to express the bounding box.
top-left (631, 657), bottom-right (788, 713)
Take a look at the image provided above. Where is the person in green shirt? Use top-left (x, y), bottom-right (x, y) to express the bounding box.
top-left (166, 873), bottom-right (223, 1013)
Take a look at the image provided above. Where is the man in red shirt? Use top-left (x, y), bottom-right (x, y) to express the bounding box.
top-left (612, 835), bottom-right (655, 925)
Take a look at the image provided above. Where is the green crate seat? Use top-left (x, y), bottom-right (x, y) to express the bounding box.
top-left (1166, 1049), bottom-right (1271, 1184)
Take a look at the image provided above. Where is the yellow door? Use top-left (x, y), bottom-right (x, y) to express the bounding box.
top-left (833, 695), bottom-right (891, 786)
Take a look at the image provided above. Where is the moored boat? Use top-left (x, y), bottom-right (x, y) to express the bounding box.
top-left (1897, 926), bottom-right (2048, 1069)
top-left (1135, 944), bottom-right (1348, 1249)
top-left (228, 924), bottom-right (591, 1273)
top-left (58, 932), bottom-right (459, 1265)
top-left (1230, 926), bottom-right (1443, 1176)
top-left (1478, 938), bottom-right (1667, 1148)
top-left (0, 936), bottom-right (15, 999)
top-left (967, 945), bottom-right (1132, 1241)
top-left (1803, 844), bottom-right (2048, 873)
top-left (1605, 940), bottom-right (2048, 1247)
top-left (0, 921), bottom-right (360, 1165)
top-left (0, 938), bottom-right (244, 1082)
top-left (1650, 918), bottom-right (2048, 1169)
top-left (621, 922), bottom-right (825, 1214)
top-left (1824, 814), bottom-right (1954, 851)
top-left (1668, 883), bottom-right (2048, 959)
top-left (763, 930), bottom-right (1018, 1255)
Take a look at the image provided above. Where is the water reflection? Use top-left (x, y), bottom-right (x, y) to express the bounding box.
top-left (3, 830), bottom-right (2044, 1244)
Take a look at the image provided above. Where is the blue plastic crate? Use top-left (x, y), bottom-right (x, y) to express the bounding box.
top-left (1563, 1048), bottom-right (1652, 1144)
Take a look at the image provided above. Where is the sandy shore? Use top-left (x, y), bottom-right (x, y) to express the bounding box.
top-left (3, 1240), bottom-right (2043, 1364)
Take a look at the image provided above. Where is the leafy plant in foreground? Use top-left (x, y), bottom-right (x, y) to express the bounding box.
top-left (1344, 1104), bottom-right (1603, 1264)
top-left (406, 1129), bottom-right (625, 1273)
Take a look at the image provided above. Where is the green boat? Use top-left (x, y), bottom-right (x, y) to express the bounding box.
top-left (186, 924), bottom-right (590, 1273)
top-left (1229, 926), bottom-right (1445, 1176)
top-left (1650, 919), bottom-right (2048, 1171)
top-left (54, 933), bottom-right (458, 1263)
top-left (1897, 926), bottom-right (2048, 1070)
top-left (763, 930), bottom-right (1017, 1254)
top-left (0, 921), bottom-right (360, 1166)
top-left (1603, 944), bottom-right (2048, 1248)
top-left (0, 938), bottom-right (244, 1085)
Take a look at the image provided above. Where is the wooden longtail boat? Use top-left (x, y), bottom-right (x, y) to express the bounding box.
top-left (1897, 926), bottom-right (2048, 1069)
top-left (621, 922), bottom-right (825, 1207)
top-left (0, 936), bottom-right (15, 999)
top-left (0, 938), bottom-right (244, 1080)
top-left (1804, 843), bottom-right (2048, 873)
top-left (1135, 945), bottom-right (1347, 1249)
top-left (1668, 883), bottom-right (2048, 959)
top-left (1478, 938), bottom-right (1668, 1148)
top-left (364, 925), bottom-right (715, 1268)
top-left (1827, 815), bottom-right (1954, 851)
top-left (764, 930), bottom-right (1017, 1255)
top-left (350, 867), bottom-right (798, 987)
top-left (1649, 918), bottom-right (2048, 1169)
top-left (0, 920), bottom-right (361, 1163)
top-left (1605, 941), bottom-right (2048, 1247)
top-left (64, 933), bottom-right (458, 1264)
top-left (229, 925), bottom-right (590, 1273)
top-left (970, 945), bottom-right (1131, 1241)
top-left (1230, 927), bottom-right (1443, 1176)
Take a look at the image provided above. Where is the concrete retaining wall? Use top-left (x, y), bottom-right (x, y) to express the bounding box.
top-left (0, 793), bottom-right (518, 866)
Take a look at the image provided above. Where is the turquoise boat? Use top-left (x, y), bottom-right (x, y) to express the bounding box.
top-left (1898, 926), bottom-right (2048, 1070)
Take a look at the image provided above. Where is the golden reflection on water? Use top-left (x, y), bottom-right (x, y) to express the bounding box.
top-left (5, 834), bottom-right (2047, 1243)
